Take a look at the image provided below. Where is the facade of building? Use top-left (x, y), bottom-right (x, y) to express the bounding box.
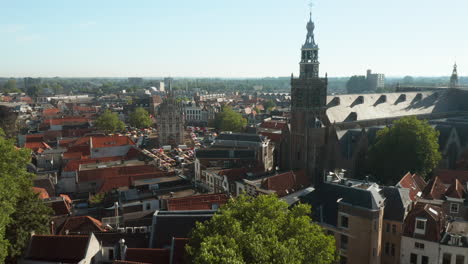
top-left (367, 69), bottom-right (385, 90)
top-left (289, 13), bottom-right (329, 184)
top-left (157, 94), bottom-right (185, 146)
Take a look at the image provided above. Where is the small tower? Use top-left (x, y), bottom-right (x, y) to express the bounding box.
top-left (450, 63), bottom-right (459, 89)
top-left (300, 12), bottom-right (320, 79)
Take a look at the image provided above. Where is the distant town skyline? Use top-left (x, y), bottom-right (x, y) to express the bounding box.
top-left (1, 0), bottom-right (467, 78)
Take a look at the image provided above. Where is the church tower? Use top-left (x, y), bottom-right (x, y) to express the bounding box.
top-left (450, 63), bottom-right (459, 89)
top-left (289, 12), bottom-right (329, 184)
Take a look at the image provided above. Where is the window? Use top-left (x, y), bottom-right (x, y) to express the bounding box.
top-left (391, 243), bottom-right (395, 257)
top-left (145, 203), bottom-right (151, 210)
top-left (415, 218), bottom-right (427, 235)
top-left (340, 215), bottom-right (349, 228)
top-left (456, 255), bottom-right (465, 264)
top-left (392, 224), bottom-right (396, 234)
top-left (422, 256), bottom-right (429, 264)
top-left (450, 203), bottom-right (459, 214)
top-left (339, 256), bottom-right (347, 264)
top-left (384, 242), bottom-right (389, 255)
top-left (108, 249), bottom-right (114, 260)
top-left (415, 242), bottom-right (425, 249)
top-left (410, 253), bottom-right (417, 264)
top-left (443, 253), bottom-right (452, 264)
top-left (340, 235), bottom-right (348, 250)
top-left (374, 221), bottom-right (377, 231)
top-left (386, 223), bottom-right (390, 232)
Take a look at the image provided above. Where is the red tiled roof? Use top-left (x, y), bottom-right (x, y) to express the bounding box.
top-left (25, 133), bottom-right (45, 142)
top-left (32, 187), bottom-right (50, 199)
top-left (403, 203), bottom-right (445, 242)
top-left (397, 172), bottom-right (427, 201)
top-left (60, 194), bottom-right (72, 204)
top-left (73, 105), bottom-right (98, 113)
top-left (435, 169), bottom-right (468, 185)
top-left (63, 156), bottom-right (122, 172)
top-left (45, 117), bottom-right (90, 126)
top-left (260, 170), bottom-right (309, 197)
top-left (422, 176), bottom-right (447, 200)
top-left (20, 96), bottom-right (33, 103)
top-left (172, 238), bottom-right (189, 264)
top-left (24, 141), bottom-right (51, 152)
top-left (260, 121), bottom-right (287, 130)
top-left (63, 151), bottom-right (84, 160)
top-left (57, 216), bottom-right (107, 235)
top-left (48, 198), bottom-right (72, 216)
top-left (43, 108), bottom-right (60, 116)
top-left (91, 135), bottom-right (134, 148)
top-left (167, 193), bottom-right (229, 211)
top-left (26, 235), bottom-right (90, 263)
top-left (444, 178), bottom-right (466, 199)
top-left (125, 248), bottom-right (171, 264)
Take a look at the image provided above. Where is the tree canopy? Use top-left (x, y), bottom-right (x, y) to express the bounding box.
top-left (346, 75), bottom-right (368, 94)
top-left (129, 107), bottom-right (152, 129)
top-left (214, 106), bottom-right (247, 132)
top-left (186, 195), bottom-right (336, 264)
top-left (0, 129), bottom-right (51, 263)
top-left (263, 100), bottom-right (276, 111)
top-left (367, 116), bottom-right (442, 184)
top-left (95, 110), bottom-right (125, 133)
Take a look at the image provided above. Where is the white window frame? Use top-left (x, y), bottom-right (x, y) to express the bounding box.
top-left (415, 218), bottom-right (427, 235)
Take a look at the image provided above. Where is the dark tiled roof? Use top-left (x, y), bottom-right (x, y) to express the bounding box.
top-left (444, 178), bottom-right (466, 199)
top-left (152, 211), bottom-right (215, 248)
top-left (300, 182), bottom-right (384, 226)
top-left (26, 235), bottom-right (90, 263)
top-left (125, 248), bottom-right (170, 264)
top-left (215, 133), bottom-right (264, 142)
top-left (94, 232), bottom-right (150, 247)
top-left (382, 187), bottom-right (411, 222)
top-left (195, 149), bottom-right (255, 159)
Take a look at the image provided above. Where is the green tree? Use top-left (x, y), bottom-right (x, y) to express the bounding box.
top-left (186, 195), bottom-right (336, 264)
top-left (95, 110), bottom-right (125, 133)
top-left (0, 129), bottom-right (51, 262)
top-left (2, 79), bottom-right (21, 93)
top-left (214, 106), bottom-right (247, 132)
top-left (263, 100), bottom-right (276, 111)
top-left (26, 85), bottom-right (43, 98)
top-left (129, 107), bottom-right (152, 129)
top-left (367, 116), bottom-right (442, 184)
top-left (5, 184), bottom-right (51, 263)
top-left (346, 75), bottom-right (368, 94)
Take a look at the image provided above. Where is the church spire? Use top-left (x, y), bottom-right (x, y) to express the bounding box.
top-left (299, 10), bottom-right (319, 79)
top-left (450, 63), bottom-right (459, 88)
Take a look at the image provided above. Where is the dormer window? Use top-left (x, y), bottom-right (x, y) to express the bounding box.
top-left (415, 218), bottom-right (427, 235)
top-left (450, 203), bottom-right (459, 214)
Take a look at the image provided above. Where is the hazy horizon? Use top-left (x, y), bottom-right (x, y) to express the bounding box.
top-left (1, 0), bottom-right (467, 78)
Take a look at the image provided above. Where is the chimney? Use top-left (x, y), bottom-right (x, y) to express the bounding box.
top-left (114, 202), bottom-right (119, 218)
top-left (50, 221), bottom-right (55, 234)
top-left (118, 238), bottom-right (127, 260)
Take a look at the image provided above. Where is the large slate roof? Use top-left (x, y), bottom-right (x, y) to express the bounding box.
top-left (381, 186), bottom-right (411, 222)
top-left (151, 210), bottom-right (215, 248)
top-left (326, 89), bottom-right (468, 124)
top-left (300, 182), bottom-right (384, 227)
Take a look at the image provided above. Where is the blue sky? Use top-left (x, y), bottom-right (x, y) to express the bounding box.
top-left (1, 0), bottom-right (467, 78)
